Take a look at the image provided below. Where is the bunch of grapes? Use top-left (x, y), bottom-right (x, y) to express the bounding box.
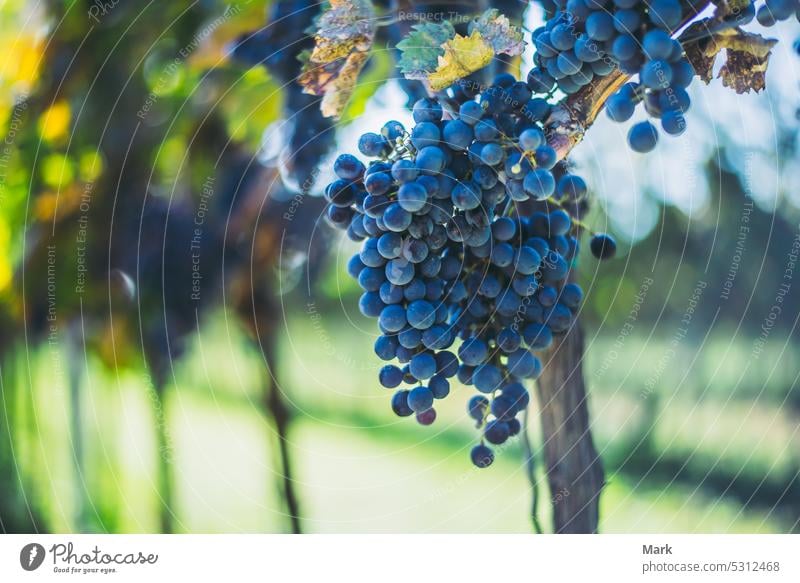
top-left (325, 84), bottom-right (616, 468)
top-left (528, 0), bottom-right (696, 152)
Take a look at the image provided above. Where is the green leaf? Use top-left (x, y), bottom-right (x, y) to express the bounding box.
top-left (396, 21), bottom-right (455, 80)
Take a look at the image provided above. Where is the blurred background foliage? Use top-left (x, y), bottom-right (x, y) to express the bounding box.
top-left (0, 0), bottom-right (798, 534)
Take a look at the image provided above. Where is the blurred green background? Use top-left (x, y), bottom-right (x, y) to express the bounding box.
top-left (0, 0), bottom-right (799, 534)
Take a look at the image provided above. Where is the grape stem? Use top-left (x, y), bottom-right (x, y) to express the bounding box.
top-left (521, 406), bottom-right (544, 534)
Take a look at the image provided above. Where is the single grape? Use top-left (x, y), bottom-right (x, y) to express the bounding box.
top-left (391, 390), bottom-right (414, 417)
top-left (627, 121), bottom-right (659, 153)
top-left (590, 233), bottom-right (617, 259)
top-left (407, 386), bottom-right (434, 413)
top-left (416, 408), bottom-right (437, 426)
top-left (470, 444), bottom-right (494, 468)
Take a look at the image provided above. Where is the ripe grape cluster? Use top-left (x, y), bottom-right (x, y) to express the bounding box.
top-left (325, 85), bottom-right (615, 467)
top-left (528, 0), bottom-right (696, 152)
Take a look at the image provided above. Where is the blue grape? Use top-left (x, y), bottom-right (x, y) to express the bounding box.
top-left (586, 12), bottom-right (615, 41)
top-left (560, 283), bottom-right (584, 309)
top-left (643, 30), bottom-right (674, 60)
top-left (523, 323), bottom-right (553, 350)
top-left (334, 154), bottom-right (365, 180)
top-left (375, 335), bottom-right (398, 361)
top-left (407, 300), bottom-right (436, 330)
top-left (520, 127), bottom-right (544, 151)
top-left (557, 174), bottom-right (588, 199)
top-left (484, 420), bottom-right (510, 444)
top-left (661, 110), bottom-right (686, 136)
top-left (429, 375), bottom-right (450, 399)
top-left (471, 444), bottom-right (494, 468)
top-left (382, 120), bottom-right (405, 141)
top-left (451, 181), bottom-right (482, 210)
top-left (398, 327), bottom-right (422, 349)
top-left (490, 242), bottom-right (515, 267)
top-left (416, 408), bottom-right (437, 426)
top-left (416, 146), bottom-right (446, 175)
top-left (391, 390), bottom-right (413, 417)
top-left (534, 145), bottom-right (558, 169)
top-left (379, 304), bottom-right (407, 332)
top-left (640, 59), bottom-right (673, 89)
top-left (412, 98), bottom-right (443, 123)
top-left (383, 203), bottom-right (413, 231)
top-left (606, 92), bottom-right (636, 122)
top-left (473, 364), bottom-right (504, 393)
top-left (410, 352), bottom-right (437, 380)
top-left (527, 68), bottom-right (555, 93)
top-left (523, 169), bottom-right (556, 200)
top-left (359, 292), bottom-right (385, 318)
top-left (385, 258), bottom-right (415, 285)
top-left (407, 386), bottom-right (434, 413)
top-left (442, 120), bottom-right (474, 150)
top-left (359, 132), bottom-right (388, 157)
top-left (326, 72), bottom-right (599, 467)
top-left (459, 337), bottom-right (488, 366)
top-left (347, 254), bottom-right (365, 279)
top-left (480, 143), bottom-right (504, 166)
top-left (491, 217), bottom-right (517, 241)
top-left (397, 182), bottom-right (427, 212)
top-left (410, 122), bottom-right (440, 149)
top-left (379, 365), bottom-right (404, 388)
top-left (590, 233), bottom-right (617, 259)
top-left (628, 121), bottom-right (659, 152)
top-left (459, 100), bottom-right (484, 125)
top-left (648, 0), bottom-right (683, 29)
top-left (549, 210), bottom-right (571, 236)
top-left (377, 232), bottom-right (403, 259)
top-left (474, 119), bottom-right (499, 142)
top-left (391, 159), bottom-right (418, 183)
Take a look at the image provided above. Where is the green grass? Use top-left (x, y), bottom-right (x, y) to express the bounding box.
top-left (4, 312), bottom-right (798, 533)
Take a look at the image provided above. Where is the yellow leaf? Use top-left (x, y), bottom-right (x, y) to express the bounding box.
top-left (428, 30), bottom-right (494, 91)
top-left (297, 0), bottom-right (375, 118)
top-left (38, 100), bottom-right (71, 143)
top-left (319, 52), bottom-right (369, 119)
top-left (0, 215), bottom-right (11, 293)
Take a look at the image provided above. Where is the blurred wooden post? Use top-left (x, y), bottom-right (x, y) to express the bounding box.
top-left (536, 319), bottom-right (604, 533)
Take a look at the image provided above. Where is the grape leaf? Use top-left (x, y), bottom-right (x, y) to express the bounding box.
top-left (427, 30), bottom-right (495, 91)
top-left (719, 48), bottom-right (772, 93)
top-left (396, 21), bottom-right (456, 80)
top-left (683, 27), bottom-right (776, 93)
top-left (468, 9), bottom-right (525, 56)
top-left (298, 0), bottom-right (375, 118)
